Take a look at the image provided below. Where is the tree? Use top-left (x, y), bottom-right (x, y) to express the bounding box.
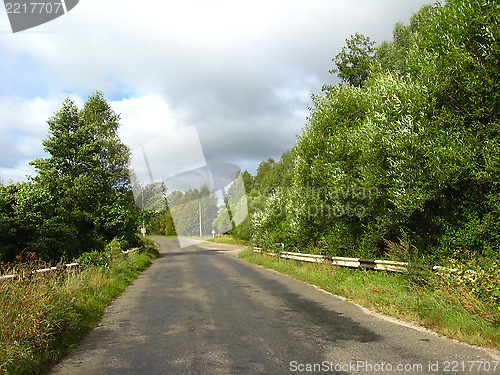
top-left (240, 170), bottom-right (253, 193)
top-left (134, 181), bottom-right (167, 211)
top-left (212, 170), bottom-right (251, 236)
top-left (253, 158), bottom-right (276, 194)
top-left (0, 182), bottom-right (75, 262)
top-left (253, 0), bottom-right (500, 262)
top-left (168, 186), bottom-right (219, 237)
top-left (30, 91), bottom-right (138, 258)
top-left (218, 151), bottom-right (294, 242)
top-left (32, 92), bottom-right (130, 190)
top-left (330, 33), bottom-right (376, 88)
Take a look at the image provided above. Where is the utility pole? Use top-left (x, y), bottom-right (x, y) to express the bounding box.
top-left (199, 201), bottom-right (202, 237)
top-left (141, 189), bottom-right (146, 237)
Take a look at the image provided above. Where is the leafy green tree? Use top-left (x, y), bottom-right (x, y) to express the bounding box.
top-left (374, 5), bottom-right (434, 75)
top-left (252, 158), bottom-right (276, 194)
top-left (253, 0), bottom-right (500, 262)
top-left (262, 149), bottom-right (295, 194)
top-left (169, 186), bottom-right (219, 237)
top-left (213, 206), bottom-right (232, 235)
top-left (133, 182), bottom-right (176, 236)
top-left (33, 92), bottom-right (130, 189)
top-left (213, 150), bottom-right (296, 242)
top-left (0, 92), bottom-right (139, 262)
top-left (142, 210), bottom-right (175, 236)
top-left (198, 185), bottom-right (219, 235)
top-left (240, 170), bottom-right (253, 193)
top-left (212, 170), bottom-right (252, 237)
top-left (329, 33), bottom-right (376, 88)
top-left (0, 183), bottom-right (20, 262)
top-left (30, 92), bottom-right (138, 258)
top-left (0, 182), bottom-right (74, 262)
top-left (409, 0), bottom-right (500, 259)
top-left (134, 181), bottom-right (167, 211)
top-left (225, 191), bottom-right (265, 240)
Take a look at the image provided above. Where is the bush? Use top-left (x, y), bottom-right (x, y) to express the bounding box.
top-left (253, 0), bottom-right (500, 264)
top-left (440, 257), bottom-right (500, 308)
top-left (0, 237), bottom-right (159, 374)
top-left (76, 250), bottom-right (109, 267)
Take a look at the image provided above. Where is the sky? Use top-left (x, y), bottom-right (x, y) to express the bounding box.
top-left (0, 0), bottom-right (432, 184)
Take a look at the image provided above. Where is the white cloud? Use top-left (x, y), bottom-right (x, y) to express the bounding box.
top-left (0, 0), bottom-right (432, 175)
top-left (0, 93), bottom-right (84, 180)
top-left (130, 126), bottom-right (207, 186)
top-left (112, 94), bottom-right (180, 150)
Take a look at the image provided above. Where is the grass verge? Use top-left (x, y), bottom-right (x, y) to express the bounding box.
top-left (238, 248), bottom-right (500, 349)
top-left (208, 235), bottom-right (252, 246)
top-left (0, 238), bottom-right (159, 375)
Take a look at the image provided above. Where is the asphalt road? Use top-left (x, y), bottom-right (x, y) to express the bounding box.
top-left (50, 237), bottom-right (499, 374)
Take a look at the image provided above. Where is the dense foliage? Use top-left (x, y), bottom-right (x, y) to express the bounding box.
top-left (250, 0), bottom-right (500, 264)
top-left (213, 152), bottom-right (294, 241)
top-left (0, 237), bottom-right (159, 374)
top-left (0, 92), bottom-right (140, 262)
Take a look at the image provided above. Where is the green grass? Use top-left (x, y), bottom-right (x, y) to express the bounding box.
top-left (0, 238), bottom-right (159, 375)
top-left (146, 233), bottom-right (252, 246)
top-left (208, 234), bottom-right (252, 246)
top-left (239, 248), bottom-right (500, 349)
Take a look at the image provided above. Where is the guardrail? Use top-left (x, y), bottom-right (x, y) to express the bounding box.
top-left (254, 249), bottom-right (409, 273)
top-left (122, 246), bottom-right (142, 254)
top-left (253, 245), bottom-right (469, 276)
top-left (0, 262), bottom-right (80, 281)
top-left (0, 247), bottom-right (143, 281)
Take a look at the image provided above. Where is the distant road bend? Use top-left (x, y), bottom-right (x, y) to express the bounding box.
top-left (51, 237), bottom-right (500, 374)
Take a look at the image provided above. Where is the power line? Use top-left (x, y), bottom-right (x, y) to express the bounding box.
top-left (0, 173), bottom-right (28, 180)
top-left (0, 164), bottom-right (34, 173)
top-left (0, 164), bottom-right (34, 182)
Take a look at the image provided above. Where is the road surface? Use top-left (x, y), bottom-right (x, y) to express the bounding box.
top-left (50, 237), bottom-right (499, 374)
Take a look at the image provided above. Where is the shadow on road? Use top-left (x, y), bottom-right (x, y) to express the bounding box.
top-left (161, 249), bottom-right (223, 257)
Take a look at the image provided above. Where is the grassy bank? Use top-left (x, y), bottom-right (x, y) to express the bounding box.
top-left (208, 234), bottom-right (252, 246)
top-left (0, 238), bottom-right (159, 375)
top-left (239, 248), bottom-right (500, 349)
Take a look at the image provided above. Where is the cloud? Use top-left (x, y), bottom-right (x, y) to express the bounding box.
top-left (112, 94), bottom-right (180, 150)
top-left (130, 126), bottom-right (207, 186)
top-left (0, 0), bottom-right (431, 177)
top-left (0, 93), bottom-right (85, 182)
